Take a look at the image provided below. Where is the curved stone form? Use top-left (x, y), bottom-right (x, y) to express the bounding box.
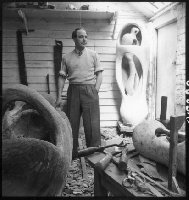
top-left (2, 84), bottom-right (73, 196)
top-left (133, 120), bottom-right (185, 175)
top-left (116, 23), bottom-right (150, 126)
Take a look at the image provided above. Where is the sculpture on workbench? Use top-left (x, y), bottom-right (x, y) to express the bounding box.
top-left (2, 84), bottom-right (72, 196)
top-left (133, 119), bottom-right (185, 175)
top-left (116, 23), bottom-right (150, 126)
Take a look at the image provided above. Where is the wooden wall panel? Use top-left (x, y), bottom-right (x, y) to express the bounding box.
top-left (2, 8), bottom-right (147, 127)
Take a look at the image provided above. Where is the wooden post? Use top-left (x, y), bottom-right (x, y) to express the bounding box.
top-left (160, 96), bottom-right (167, 120)
top-left (94, 169), bottom-right (108, 196)
top-left (168, 115), bottom-right (185, 193)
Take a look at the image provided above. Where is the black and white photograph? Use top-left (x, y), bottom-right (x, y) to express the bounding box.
top-left (2, 1), bottom-right (187, 197)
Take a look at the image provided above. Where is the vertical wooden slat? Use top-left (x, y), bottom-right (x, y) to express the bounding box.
top-left (160, 96), bottom-right (167, 120)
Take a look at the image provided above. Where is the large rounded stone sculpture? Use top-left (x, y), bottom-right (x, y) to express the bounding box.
top-left (116, 23), bottom-right (150, 126)
top-left (2, 84), bottom-right (73, 196)
top-left (133, 120), bottom-right (185, 175)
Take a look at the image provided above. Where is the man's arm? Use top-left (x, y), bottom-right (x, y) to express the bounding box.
top-left (95, 71), bottom-right (103, 92)
top-left (55, 75), bottom-right (66, 108)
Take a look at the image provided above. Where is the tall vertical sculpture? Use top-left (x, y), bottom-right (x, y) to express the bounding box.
top-left (116, 23), bottom-right (150, 126)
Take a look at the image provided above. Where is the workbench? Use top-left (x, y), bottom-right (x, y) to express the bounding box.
top-left (86, 152), bottom-right (153, 197)
top-left (86, 151), bottom-right (185, 197)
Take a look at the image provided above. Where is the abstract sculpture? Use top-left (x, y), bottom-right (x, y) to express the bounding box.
top-left (2, 84), bottom-right (72, 196)
top-left (133, 120), bottom-right (185, 175)
top-left (116, 24), bottom-right (149, 126)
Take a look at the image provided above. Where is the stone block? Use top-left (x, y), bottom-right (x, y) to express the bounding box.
top-left (177, 18), bottom-right (185, 30)
top-left (176, 74), bottom-right (185, 81)
top-left (176, 65), bottom-right (185, 71)
top-left (176, 78), bottom-right (185, 85)
top-left (177, 40), bottom-right (185, 55)
top-left (176, 54), bottom-right (185, 65)
top-left (177, 28), bottom-right (185, 36)
top-left (178, 34), bottom-right (185, 42)
top-left (175, 95), bottom-right (185, 106)
top-left (175, 93), bottom-right (185, 106)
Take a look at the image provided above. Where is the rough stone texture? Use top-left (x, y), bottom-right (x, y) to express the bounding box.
top-left (133, 120), bottom-right (186, 175)
top-left (62, 158), bottom-right (94, 197)
top-left (175, 2), bottom-right (186, 119)
top-left (61, 126), bottom-right (131, 197)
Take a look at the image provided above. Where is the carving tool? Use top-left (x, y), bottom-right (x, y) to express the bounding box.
top-left (118, 147), bottom-right (128, 170)
top-left (77, 142), bottom-right (127, 158)
top-left (95, 150), bottom-right (122, 172)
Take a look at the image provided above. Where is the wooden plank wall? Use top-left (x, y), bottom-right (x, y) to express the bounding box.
top-left (2, 9), bottom-right (147, 127)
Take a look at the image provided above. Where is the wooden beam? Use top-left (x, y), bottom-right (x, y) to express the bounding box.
top-left (168, 115), bottom-right (185, 192)
top-left (149, 2), bottom-right (179, 22)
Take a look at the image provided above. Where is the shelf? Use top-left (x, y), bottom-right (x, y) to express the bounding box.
top-left (3, 8), bottom-right (115, 21)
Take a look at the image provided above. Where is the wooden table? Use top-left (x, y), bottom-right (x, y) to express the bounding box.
top-left (86, 152), bottom-right (153, 197)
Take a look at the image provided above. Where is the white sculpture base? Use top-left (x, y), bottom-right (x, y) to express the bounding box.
top-left (117, 120), bottom-right (134, 133)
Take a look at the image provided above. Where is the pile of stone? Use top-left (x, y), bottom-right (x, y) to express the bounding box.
top-left (62, 127), bottom-right (127, 197)
top-left (62, 158), bottom-right (94, 196)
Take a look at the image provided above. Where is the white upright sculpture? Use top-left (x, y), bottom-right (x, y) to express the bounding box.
top-left (116, 25), bottom-right (149, 126)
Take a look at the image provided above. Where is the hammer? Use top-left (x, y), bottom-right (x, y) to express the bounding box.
top-left (95, 150), bottom-right (122, 172)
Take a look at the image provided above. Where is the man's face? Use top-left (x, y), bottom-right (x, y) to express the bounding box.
top-left (74, 29), bottom-right (88, 49)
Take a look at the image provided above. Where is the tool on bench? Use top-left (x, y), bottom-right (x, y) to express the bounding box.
top-left (121, 166), bottom-right (166, 197)
top-left (77, 142), bottom-right (127, 158)
top-left (108, 148), bottom-right (183, 197)
top-left (111, 149), bottom-right (138, 173)
top-left (95, 150), bottom-right (122, 171)
top-left (94, 144), bottom-right (132, 172)
top-left (124, 164), bottom-right (183, 197)
top-left (118, 147), bottom-right (128, 170)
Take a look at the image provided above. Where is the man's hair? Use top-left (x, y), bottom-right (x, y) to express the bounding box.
top-left (72, 27), bottom-right (87, 39)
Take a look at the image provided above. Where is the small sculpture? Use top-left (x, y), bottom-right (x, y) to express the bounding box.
top-left (122, 27), bottom-right (139, 46)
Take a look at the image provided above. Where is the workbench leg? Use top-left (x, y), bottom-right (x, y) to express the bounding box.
top-left (94, 169), bottom-right (108, 196)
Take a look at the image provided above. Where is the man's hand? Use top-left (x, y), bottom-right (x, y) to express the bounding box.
top-left (55, 97), bottom-right (61, 109)
top-left (56, 75), bottom-right (66, 109)
top-left (95, 71), bottom-right (103, 92)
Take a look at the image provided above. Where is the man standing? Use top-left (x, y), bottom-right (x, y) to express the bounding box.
top-left (55, 28), bottom-right (103, 159)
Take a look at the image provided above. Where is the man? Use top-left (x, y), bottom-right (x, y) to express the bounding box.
top-left (55, 27), bottom-right (103, 159)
